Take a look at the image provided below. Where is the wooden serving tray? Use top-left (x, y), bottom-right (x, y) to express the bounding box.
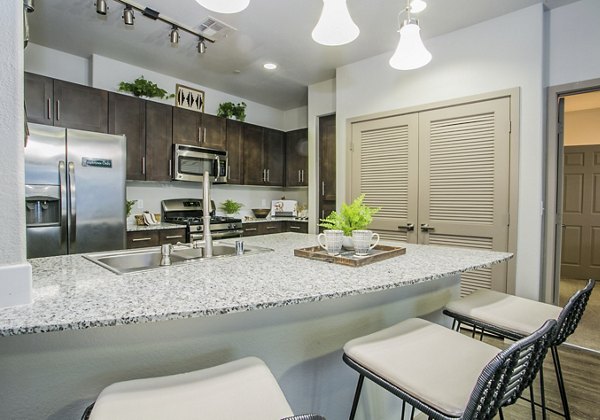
top-left (294, 244), bottom-right (406, 267)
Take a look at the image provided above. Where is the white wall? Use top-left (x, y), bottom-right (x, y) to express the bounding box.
top-left (548, 0), bottom-right (600, 87)
top-left (307, 79), bottom-right (336, 233)
top-left (0, 3), bottom-right (31, 307)
top-left (24, 43), bottom-right (90, 85)
top-left (283, 106), bottom-right (308, 131)
top-left (336, 5), bottom-right (545, 299)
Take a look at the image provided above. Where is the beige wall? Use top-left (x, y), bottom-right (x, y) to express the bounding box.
top-left (565, 108), bottom-right (600, 146)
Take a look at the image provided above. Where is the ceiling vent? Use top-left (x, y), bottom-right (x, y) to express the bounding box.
top-left (198, 16), bottom-right (236, 41)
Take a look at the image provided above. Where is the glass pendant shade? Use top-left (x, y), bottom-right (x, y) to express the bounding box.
top-left (195, 0), bottom-right (250, 14)
top-left (389, 20), bottom-right (431, 70)
top-left (312, 0), bottom-right (359, 46)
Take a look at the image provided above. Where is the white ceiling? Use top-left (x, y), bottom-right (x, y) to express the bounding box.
top-left (28, 0), bottom-right (573, 110)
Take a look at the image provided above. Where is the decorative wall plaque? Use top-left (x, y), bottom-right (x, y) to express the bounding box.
top-left (175, 84), bottom-right (205, 113)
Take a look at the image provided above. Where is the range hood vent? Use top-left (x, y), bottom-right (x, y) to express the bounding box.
top-left (198, 16), bottom-right (236, 41)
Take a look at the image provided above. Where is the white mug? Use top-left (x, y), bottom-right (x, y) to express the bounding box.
top-left (317, 230), bottom-right (343, 255)
top-left (352, 230), bottom-right (380, 256)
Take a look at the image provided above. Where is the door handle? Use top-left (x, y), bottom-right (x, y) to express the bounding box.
top-left (68, 161), bottom-right (76, 248)
top-left (58, 161), bottom-right (67, 247)
top-left (420, 223), bottom-right (434, 232)
top-left (169, 159), bottom-right (172, 177)
top-left (397, 223), bottom-right (415, 232)
top-left (46, 98), bottom-right (52, 120)
top-left (321, 181), bottom-right (325, 196)
top-left (55, 100), bottom-right (60, 121)
top-left (266, 169), bottom-right (270, 182)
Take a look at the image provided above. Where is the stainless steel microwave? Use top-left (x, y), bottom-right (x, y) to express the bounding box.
top-left (173, 144), bottom-right (228, 183)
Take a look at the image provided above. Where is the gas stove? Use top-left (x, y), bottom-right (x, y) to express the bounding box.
top-left (161, 199), bottom-right (243, 241)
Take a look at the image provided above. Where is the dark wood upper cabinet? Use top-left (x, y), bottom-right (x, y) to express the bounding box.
top-left (202, 113), bottom-right (226, 150)
top-left (25, 72), bottom-right (108, 133)
top-left (173, 107), bottom-right (226, 149)
top-left (226, 119), bottom-right (244, 184)
top-left (145, 102), bottom-right (173, 182)
top-left (285, 128), bottom-right (308, 187)
top-left (264, 128), bottom-right (285, 186)
top-left (319, 114), bottom-right (336, 223)
top-left (243, 123), bottom-right (265, 185)
top-left (108, 93), bottom-right (146, 181)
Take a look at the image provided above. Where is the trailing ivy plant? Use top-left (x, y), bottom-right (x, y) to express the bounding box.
top-left (118, 76), bottom-right (174, 99)
top-left (217, 101), bottom-right (247, 121)
top-left (318, 194), bottom-right (380, 236)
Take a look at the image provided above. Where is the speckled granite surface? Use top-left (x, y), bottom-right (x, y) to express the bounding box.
top-left (0, 233), bottom-right (511, 336)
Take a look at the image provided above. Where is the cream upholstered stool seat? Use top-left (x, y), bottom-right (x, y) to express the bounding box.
top-left (443, 279), bottom-right (595, 419)
top-left (83, 357), bottom-right (325, 420)
top-left (343, 318), bottom-right (556, 420)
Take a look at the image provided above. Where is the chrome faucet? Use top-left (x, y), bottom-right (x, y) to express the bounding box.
top-left (202, 170), bottom-right (213, 257)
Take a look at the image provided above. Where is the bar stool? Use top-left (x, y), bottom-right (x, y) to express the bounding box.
top-left (343, 317), bottom-right (556, 420)
top-left (82, 357), bottom-right (325, 420)
top-left (443, 279), bottom-right (595, 419)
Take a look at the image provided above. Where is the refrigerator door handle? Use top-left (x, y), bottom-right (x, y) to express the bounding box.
top-left (59, 161), bottom-right (68, 247)
top-left (68, 161), bottom-right (76, 248)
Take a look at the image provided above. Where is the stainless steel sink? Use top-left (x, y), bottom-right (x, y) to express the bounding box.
top-left (84, 241), bottom-right (272, 275)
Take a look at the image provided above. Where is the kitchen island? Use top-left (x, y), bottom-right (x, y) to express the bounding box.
top-left (0, 233), bottom-right (511, 420)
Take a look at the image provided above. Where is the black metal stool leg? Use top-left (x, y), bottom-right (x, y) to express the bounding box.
top-left (499, 407), bottom-right (505, 420)
top-left (539, 365), bottom-right (547, 420)
top-left (529, 385), bottom-right (537, 420)
top-left (551, 346), bottom-right (571, 420)
top-left (349, 375), bottom-right (365, 420)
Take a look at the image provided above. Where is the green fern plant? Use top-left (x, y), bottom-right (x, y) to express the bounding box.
top-left (118, 76), bottom-right (174, 99)
top-left (319, 194), bottom-right (380, 236)
top-left (219, 199), bottom-right (243, 215)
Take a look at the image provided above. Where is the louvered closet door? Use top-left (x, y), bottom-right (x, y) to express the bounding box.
top-left (418, 98), bottom-right (510, 294)
top-left (351, 114), bottom-right (419, 242)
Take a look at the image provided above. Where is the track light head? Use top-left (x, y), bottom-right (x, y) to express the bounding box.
top-left (197, 39), bottom-right (207, 54)
top-left (95, 0), bottom-right (108, 15)
top-left (170, 26), bottom-right (180, 45)
top-left (123, 6), bottom-right (135, 25)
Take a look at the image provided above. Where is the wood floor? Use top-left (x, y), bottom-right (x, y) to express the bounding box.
top-left (488, 341), bottom-right (600, 419)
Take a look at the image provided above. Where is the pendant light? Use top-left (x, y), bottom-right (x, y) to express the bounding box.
top-left (389, 0), bottom-right (431, 70)
top-left (195, 0), bottom-right (250, 14)
top-left (312, 0), bottom-right (359, 46)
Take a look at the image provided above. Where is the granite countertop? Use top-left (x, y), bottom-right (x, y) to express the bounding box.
top-left (0, 233), bottom-right (512, 337)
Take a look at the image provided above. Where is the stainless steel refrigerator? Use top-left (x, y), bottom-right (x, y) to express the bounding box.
top-left (25, 123), bottom-right (126, 258)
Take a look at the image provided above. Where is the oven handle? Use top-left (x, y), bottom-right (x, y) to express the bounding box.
top-left (190, 230), bottom-right (243, 241)
top-left (214, 155), bottom-right (220, 182)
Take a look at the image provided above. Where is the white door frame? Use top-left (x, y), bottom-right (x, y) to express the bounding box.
top-left (542, 78), bottom-right (600, 303)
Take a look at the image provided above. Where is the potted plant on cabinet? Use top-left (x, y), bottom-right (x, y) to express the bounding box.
top-left (118, 76), bottom-right (175, 99)
top-left (217, 101), bottom-right (247, 121)
top-left (219, 199), bottom-right (244, 216)
top-left (318, 194), bottom-right (380, 249)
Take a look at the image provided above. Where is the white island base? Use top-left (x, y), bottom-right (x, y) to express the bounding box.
top-left (1, 275), bottom-right (460, 420)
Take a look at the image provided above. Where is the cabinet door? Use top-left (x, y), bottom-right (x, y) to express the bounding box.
top-left (226, 119), bottom-right (244, 184)
top-left (287, 221), bottom-right (308, 233)
top-left (53, 80), bottom-right (108, 133)
top-left (285, 128), bottom-right (308, 187)
top-left (260, 221), bottom-right (283, 235)
top-left (202, 113), bottom-right (226, 150)
top-left (145, 102), bottom-right (173, 182)
top-left (264, 128), bottom-right (285, 186)
top-left (127, 231), bottom-right (159, 249)
top-left (242, 223), bottom-right (260, 237)
top-left (243, 124), bottom-right (265, 185)
top-left (24, 72), bottom-right (53, 125)
top-left (159, 228), bottom-right (186, 245)
top-left (109, 93), bottom-right (146, 181)
top-left (173, 107), bottom-right (201, 146)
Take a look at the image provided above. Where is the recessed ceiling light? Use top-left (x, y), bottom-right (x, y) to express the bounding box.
top-left (263, 63), bottom-right (277, 70)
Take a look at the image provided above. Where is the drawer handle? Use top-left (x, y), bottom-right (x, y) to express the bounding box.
top-left (165, 235), bottom-right (183, 239)
top-left (266, 226), bottom-right (278, 230)
top-left (245, 227), bottom-right (258, 232)
top-left (289, 226), bottom-right (300, 230)
top-left (132, 237), bottom-right (152, 242)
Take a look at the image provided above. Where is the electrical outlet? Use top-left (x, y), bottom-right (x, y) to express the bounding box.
top-left (137, 200), bottom-right (144, 209)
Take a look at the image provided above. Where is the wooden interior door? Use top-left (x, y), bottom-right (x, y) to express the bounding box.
top-left (561, 145), bottom-right (600, 279)
top-left (351, 114), bottom-right (419, 243)
top-left (418, 98), bottom-right (511, 294)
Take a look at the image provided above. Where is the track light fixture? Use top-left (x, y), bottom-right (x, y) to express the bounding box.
top-left (197, 39), bottom-right (207, 54)
top-left (94, 1), bottom-right (215, 54)
top-left (169, 26), bottom-right (180, 45)
top-left (122, 5), bottom-right (134, 25)
top-left (389, 0), bottom-right (431, 70)
top-left (95, 0), bottom-right (108, 15)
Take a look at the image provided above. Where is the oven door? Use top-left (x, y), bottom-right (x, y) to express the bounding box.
top-left (173, 144), bottom-right (228, 183)
top-left (189, 229), bottom-right (243, 242)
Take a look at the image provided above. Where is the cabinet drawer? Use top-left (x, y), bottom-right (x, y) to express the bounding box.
top-left (287, 222), bottom-right (308, 233)
top-left (126, 231), bottom-right (159, 248)
top-left (243, 223), bottom-right (261, 237)
top-left (159, 229), bottom-right (186, 245)
top-left (261, 222), bottom-right (283, 235)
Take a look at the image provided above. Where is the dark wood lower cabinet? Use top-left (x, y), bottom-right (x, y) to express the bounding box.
top-left (243, 221), bottom-right (307, 237)
top-left (286, 221), bottom-right (308, 234)
top-left (126, 228), bottom-right (186, 249)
